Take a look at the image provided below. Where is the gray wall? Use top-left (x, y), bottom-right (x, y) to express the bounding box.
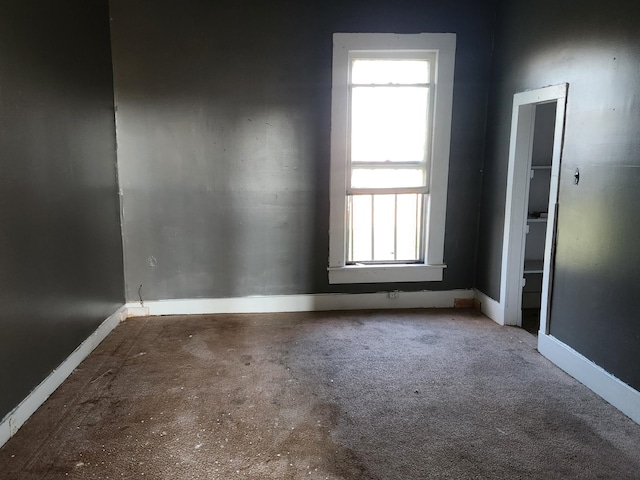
top-left (0, 1), bottom-right (124, 419)
top-left (476, 0), bottom-right (640, 390)
top-left (110, 0), bottom-right (496, 301)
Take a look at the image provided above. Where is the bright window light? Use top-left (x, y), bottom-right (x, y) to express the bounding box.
top-left (346, 57), bottom-right (432, 263)
top-left (351, 59), bottom-right (430, 84)
top-left (351, 87), bottom-right (429, 164)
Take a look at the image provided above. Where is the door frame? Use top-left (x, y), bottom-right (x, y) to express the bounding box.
top-left (500, 83), bottom-right (568, 331)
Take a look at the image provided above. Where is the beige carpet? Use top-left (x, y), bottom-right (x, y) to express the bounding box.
top-left (1, 309), bottom-right (639, 479)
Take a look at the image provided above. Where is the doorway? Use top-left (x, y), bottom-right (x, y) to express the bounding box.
top-left (522, 101), bottom-right (556, 333)
top-left (500, 84), bottom-right (568, 333)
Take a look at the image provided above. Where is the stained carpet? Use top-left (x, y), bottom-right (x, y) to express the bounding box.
top-left (1, 309), bottom-right (639, 479)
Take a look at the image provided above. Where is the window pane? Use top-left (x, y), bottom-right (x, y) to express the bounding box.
top-left (351, 168), bottom-right (424, 189)
top-left (396, 194), bottom-right (422, 260)
top-left (352, 59), bottom-right (430, 84)
top-left (372, 195), bottom-right (395, 261)
top-left (348, 195), bottom-right (373, 262)
top-left (347, 194), bottom-right (422, 263)
top-left (351, 86), bottom-right (428, 163)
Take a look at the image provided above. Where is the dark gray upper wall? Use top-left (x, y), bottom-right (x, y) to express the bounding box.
top-left (477, 0), bottom-right (640, 389)
top-left (0, 1), bottom-right (124, 419)
top-left (110, 0), bottom-right (496, 301)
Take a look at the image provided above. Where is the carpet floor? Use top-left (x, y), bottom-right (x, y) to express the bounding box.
top-left (1, 309), bottom-right (639, 479)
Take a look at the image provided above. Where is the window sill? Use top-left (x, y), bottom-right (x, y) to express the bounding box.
top-left (328, 264), bottom-right (445, 284)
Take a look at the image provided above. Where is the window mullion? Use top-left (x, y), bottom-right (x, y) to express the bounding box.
top-left (416, 194), bottom-right (423, 261)
top-left (370, 195), bottom-right (375, 262)
top-left (394, 194), bottom-right (398, 261)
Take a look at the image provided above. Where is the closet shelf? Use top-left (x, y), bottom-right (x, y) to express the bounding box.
top-left (524, 260), bottom-right (544, 274)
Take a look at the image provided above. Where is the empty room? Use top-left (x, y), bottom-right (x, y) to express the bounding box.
top-left (1, 0), bottom-right (639, 478)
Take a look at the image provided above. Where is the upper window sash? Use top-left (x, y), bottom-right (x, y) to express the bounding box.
top-left (346, 52), bottom-right (436, 192)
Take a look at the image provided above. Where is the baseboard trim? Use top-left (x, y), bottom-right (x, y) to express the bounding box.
top-left (474, 289), bottom-right (504, 325)
top-left (125, 289), bottom-right (476, 317)
top-left (538, 333), bottom-right (640, 424)
top-left (0, 306), bottom-right (127, 449)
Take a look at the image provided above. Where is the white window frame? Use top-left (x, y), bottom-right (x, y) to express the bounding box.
top-left (328, 33), bottom-right (456, 284)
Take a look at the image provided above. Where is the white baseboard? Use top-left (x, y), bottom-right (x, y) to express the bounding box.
top-left (538, 333), bottom-right (640, 424)
top-left (474, 289), bottom-right (504, 325)
top-left (125, 306), bottom-right (150, 317)
top-left (125, 289), bottom-right (476, 317)
top-left (0, 306), bottom-right (127, 449)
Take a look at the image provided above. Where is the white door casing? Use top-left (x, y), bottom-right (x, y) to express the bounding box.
top-left (500, 84), bottom-right (568, 330)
